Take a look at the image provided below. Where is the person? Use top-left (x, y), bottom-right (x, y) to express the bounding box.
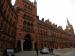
top-left (3, 49), bottom-right (7, 56)
top-left (51, 48), bottom-right (53, 55)
top-left (36, 48), bottom-right (38, 56)
top-left (11, 54), bottom-right (15, 56)
top-left (49, 48), bottom-right (51, 53)
top-left (35, 43), bottom-right (38, 56)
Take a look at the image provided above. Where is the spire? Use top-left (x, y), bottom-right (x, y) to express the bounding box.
top-left (34, 0), bottom-right (36, 3)
top-left (67, 18), bottom-right (70, 26)
top-left (65, 17), bottom-right (74, 34)
top-left (34, 0), bottom-right (37, 15)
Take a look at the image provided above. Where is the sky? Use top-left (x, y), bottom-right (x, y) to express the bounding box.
top-left (11, 0), bottom-right (75, 32)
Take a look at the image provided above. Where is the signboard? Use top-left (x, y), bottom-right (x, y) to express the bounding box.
top-left (6, 48), bottom-right (14, 54)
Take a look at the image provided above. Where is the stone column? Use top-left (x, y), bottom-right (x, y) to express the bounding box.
top-left (21, 40), bottom-right (24, 51)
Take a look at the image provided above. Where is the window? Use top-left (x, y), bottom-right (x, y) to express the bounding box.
top-left (24, 15), bottom-right (33, 22)
top-left (7, 24), bottom-right (10, 34)
top-left (0, 40), bottom-right (1, 48)
top-left (2, 21), bottom-right (6, 31)
top-left (23, 21), bottom-right (26, 25)
top-left (24, 8), bottom-right (32, 13)
top-left (23, 14), bottom-right (33, 32)
top-left (10, 27), bottom-right (13, 36)
top-left (12, 27), bottom-right (16, 37)
top-left (16, 7), bottom-right (21, 13)
top-left (0, 21), bottom-right (3, 31)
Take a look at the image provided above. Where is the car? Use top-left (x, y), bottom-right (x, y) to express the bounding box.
top-left (40, 47), bottom-right (49, 54)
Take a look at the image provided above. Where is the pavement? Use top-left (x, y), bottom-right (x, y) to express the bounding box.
top-left (15, 51), bottom-right (54, 56)
top-left (54, 48), bottom-right (75, 56)
top-left (15, 48), bottom-right (75, 56)
top-left (61, 48), bottom-right (75, 56)
top-left (15, 51), bottom-right (36, 56)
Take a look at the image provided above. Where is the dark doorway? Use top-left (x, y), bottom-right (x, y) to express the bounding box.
top-left (17, 40), bottom-right (21, 52)
top-left (23, 34), bottom-right (32, 51)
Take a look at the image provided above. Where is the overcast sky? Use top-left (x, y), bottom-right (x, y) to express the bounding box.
top-left (11, 0), bottom-right (75, 32)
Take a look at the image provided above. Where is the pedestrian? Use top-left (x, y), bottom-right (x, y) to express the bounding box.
top-left (49, 48), bottom-right (51, 53)
top-left (36, 48), bottom-right (38, 56)
top-left (11, 54), bottom-right (15, 56)
top-left (51, 48), bottom-right (53, 55)
top-left (35, 43), bottom-right (38, 56)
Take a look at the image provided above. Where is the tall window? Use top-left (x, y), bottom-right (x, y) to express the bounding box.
top-left (0, 20), bottom-right (3, 31)
top-left (24, 8), bottom-right (32, 14)
top-left (23, 15), bottom-right (33, 32)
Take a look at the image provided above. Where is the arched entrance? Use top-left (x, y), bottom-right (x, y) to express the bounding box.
top-left (17, 40), bottom-right (21, 52)
top-left (23, 34), bottom-right (32, 51)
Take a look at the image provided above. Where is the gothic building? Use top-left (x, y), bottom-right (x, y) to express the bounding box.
top-left (0, 0), bottom-right (17, 56)
top-left (0, 0), bottom-right (75, 55)
top-left (36, 17), bottom-right (75, 49)
top-left (14, 0), bottom-right (75, 52)
top-left (14, 0), bottom-right (37, 51)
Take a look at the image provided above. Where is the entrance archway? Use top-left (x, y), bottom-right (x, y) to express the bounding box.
top-left (17, 40), bottom-right (21, 52)
top-left (23, 34), bottom-right (32, 51)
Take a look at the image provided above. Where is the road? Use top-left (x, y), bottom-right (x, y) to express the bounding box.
top-left (15, 51), bottom-right (55, 56)
top-left (15, 48), bottom-right (75, 56)
top-left (54, 48), bottom-right (75, 56)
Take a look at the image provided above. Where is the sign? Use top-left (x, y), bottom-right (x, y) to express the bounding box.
top-left (6, 48), bottom-right (14, 54)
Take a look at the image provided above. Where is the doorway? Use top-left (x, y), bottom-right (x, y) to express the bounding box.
top-left (17, 40), bottom-right (21, 52)
top-left (23, 34), bottom-right (32, 51)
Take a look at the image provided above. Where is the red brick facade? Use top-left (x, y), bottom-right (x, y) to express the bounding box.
top-left (15, 0), bottom-right (75, 50)
top-left (0, 0), bottom-right (75, 55)
top-left (14, 0), bottom-right (38, 51)
top-left (0, 0), bottom-right (17, 56)
top-left (36, 18), bottom-right (75, 49)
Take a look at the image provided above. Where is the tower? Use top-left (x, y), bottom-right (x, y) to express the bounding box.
top-left (34, 0), bottom-right (37, 6)
top-left (65, 18), bottom-right (74, 34)
top-left (34, 0), bottom-right (37, 15)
